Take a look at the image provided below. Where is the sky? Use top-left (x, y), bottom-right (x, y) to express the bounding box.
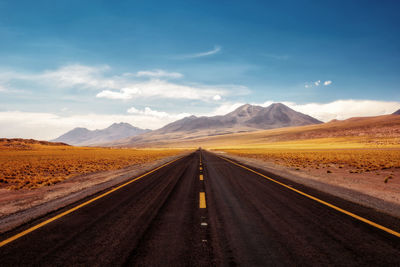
top-left (0, 0), bottom-right (400, 139)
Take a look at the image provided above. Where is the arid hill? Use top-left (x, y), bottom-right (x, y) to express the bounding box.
top-left (0, 138), bottom-right (68, 150)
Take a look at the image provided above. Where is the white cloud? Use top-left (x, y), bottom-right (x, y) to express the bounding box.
top-left (96, 79), bottom-right (228, 101)
top-left (180, 45), bottom-right (221, 59)
top-left (305, 80), bottom-right (332, 88)
top-left (213, 95), bottom-right (222, 101)
top-left (127, 106), bottom-right (190, 119)
top-left (135, 69), bottom-right (183, 79)
top-left (96, 87), bottom-right (142, 100)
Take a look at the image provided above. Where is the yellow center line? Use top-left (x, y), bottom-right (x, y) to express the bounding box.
top-left (200, 174), bottom-right (204, 181)
top-left (0, 155), bottom-right (185, 248)
top-left (217, 155), bottom-right (400, 238)
top-left (199, 192), bottom-right (206, 208)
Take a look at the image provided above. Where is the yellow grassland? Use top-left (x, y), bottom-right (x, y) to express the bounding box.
top-left (0, 143), bottom-right (184, 190)
top-left (216, 137), bottom-right (400, 179)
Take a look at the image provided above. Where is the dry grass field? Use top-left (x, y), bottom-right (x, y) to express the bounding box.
top-left (0, 139), bottom-right (183, 190)
top-left (209, 116), bottom-right (400, 183)
top-left (219, 145), bottom-right (400, 182)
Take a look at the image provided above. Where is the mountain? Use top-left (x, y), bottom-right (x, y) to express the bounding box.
top-left (113, 103), bottom-right (322, 147)
top-left (52, 122), bottom-right (150, 146)
top-left (158, 103), bottom-right (320, 134)
top-left (234, 103), bottom-right (321, 129)
top-left (393, 109), bottom-right (400, 115)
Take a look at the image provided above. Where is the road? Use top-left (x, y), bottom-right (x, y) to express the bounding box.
top-left (0, 150), bottom-right (399, 266)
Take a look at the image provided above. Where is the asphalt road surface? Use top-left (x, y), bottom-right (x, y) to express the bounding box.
top-left (1, 150), bottom-right (399, 266)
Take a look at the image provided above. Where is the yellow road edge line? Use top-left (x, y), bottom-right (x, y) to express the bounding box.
top-left (199, 192), bottom-right (206, 208)
top-left (218, 155), bottom-right (400, 238)
top-left (0, 155), bottom-right (185, 248)
top-left (200, 174), bottom-right (204, 181)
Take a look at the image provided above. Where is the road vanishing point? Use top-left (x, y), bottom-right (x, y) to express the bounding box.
top-left (1, 150), bottom-right (399, 266)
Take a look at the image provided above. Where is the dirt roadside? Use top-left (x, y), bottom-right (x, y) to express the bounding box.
top-left (0, 152), bottom-right (190, 233)
top-left (214, 151), bottom-right (400, 218)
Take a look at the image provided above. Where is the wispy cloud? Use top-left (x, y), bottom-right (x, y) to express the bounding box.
top-left (0, 64), bottom-right (245, 101)
top-left (0, 64), bottom-right (114, 90)
top-left (134, 69), bottom-right (183, 79)
top-left (305, 80), bottom-right (333, 88)
top-left (0, 82), bottom-right (27, 94)
top-left (178, 45), bottom-right (221, 59)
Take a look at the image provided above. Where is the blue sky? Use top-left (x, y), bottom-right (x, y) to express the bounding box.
top-left (0, 0), bottom-right (400, 139)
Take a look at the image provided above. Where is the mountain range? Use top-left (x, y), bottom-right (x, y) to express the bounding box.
top-left (53, 103), bottom-right (322, 146)
top-left (393, 109), bottom-right (400, 115)
top-left (52, 122), bottom-right (150, 146)
top-left (111, 103), bottom-right (322, 146)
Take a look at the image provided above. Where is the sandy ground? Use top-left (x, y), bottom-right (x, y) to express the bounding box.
top-left (216, 151), bottom-right (400, 218)
top-left (0, 152), bottom-right (189, 233)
